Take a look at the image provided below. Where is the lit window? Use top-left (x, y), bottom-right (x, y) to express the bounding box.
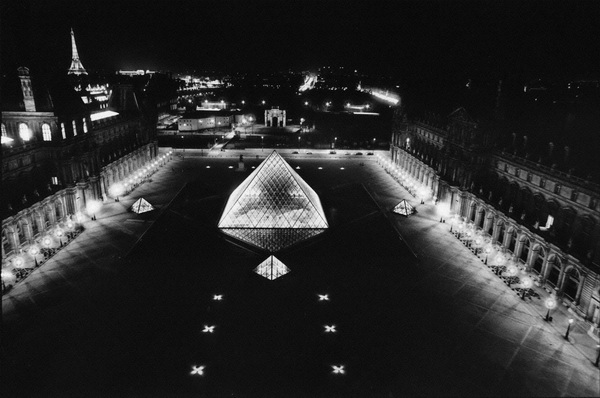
top-left (82, 118), bottom-right (88, 133)
top-left (72, 120), bottom-right (77, 136)
top-left (51, 176), bottom-right (59, 185)
top-left (42, 123), bottom-right (52, 141)
top-left (1, 123), bottom-right (6, 136)
top-left (61, 123), bottom-right (67, 139)
top-left (19, 123), bottom-right (32, 141)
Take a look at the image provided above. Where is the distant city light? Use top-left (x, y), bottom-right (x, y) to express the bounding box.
top-left (90, 110), bottom-right (119, 121)
top-left (371, 90), bottom-right (399, 105)
top-left (324, 325), bottom-right (337, 333)
top-left (332, 365), bottom-right (345, 374)
top-left (1, 136), bottom-right (14, 144)
top-left (213, 294), bottom-right (223, 300)
top-left (318, 294), bottom-right (329, 301)
top-left (190, 365), bottom-right (205, 376)
top-left (202, 325), bottom-right (215, 333)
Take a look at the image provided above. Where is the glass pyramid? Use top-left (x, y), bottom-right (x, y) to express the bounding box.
top-left (392, 199), bottom-right (415, 217)
top-left (254, 255), bottom-right (290, 280)
top-left (130, 198), bottom-right (154, 214)
top-left (219, 151), bottom-right (328, 252)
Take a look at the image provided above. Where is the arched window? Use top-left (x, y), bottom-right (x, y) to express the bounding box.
top-left (1, 123), bottom-right (7, 137)
top-left (533, 246), bottom-right (545, 274)
top-left (19, 123), bottom-right (32, 141)
top-left (42, 123), bottom-right (52, 141)
top-left (477, 208), bottom-right (485, 229)
top-left (82, 118), bottom-right (88, 133)
top-left (508, 229), bottom-right (518, 253)
top-left (547, 257), bottom-right (562, 288)
top-left (563, 268), bottom-right (580, 302)
top-left (520, 238), bottom-right (531, 264)
top-left (61, 122), bottom-right (67, 139)
top-left (496, 221), bottom-right (505, 245)
top-left (72, 120), bottom-right (77, 136)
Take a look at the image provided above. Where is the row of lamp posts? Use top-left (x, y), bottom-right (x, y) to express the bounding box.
top-left (445, 213), bottom-right (599, 367)
top-left (377, 155), bottom-right (600, 368)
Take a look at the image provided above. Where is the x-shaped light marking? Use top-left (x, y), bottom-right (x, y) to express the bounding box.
top-left (202, 325), bottom-right (215, 333)
top-left (332, 365), bottom-right (345, 374)
top-left (318, 294), bottom-right (329, 301)
top-left (213, 295), bottom-right (223, 301)
top-left (191, 365), bottom-right (205, 375)
top-left (324, 325), bottom-right (336, 333)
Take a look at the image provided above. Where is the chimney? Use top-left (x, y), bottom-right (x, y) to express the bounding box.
top-left (17, 67), bottom-right (36, 112)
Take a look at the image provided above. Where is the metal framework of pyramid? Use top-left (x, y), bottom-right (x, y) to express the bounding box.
top-left (131, 198), bottom-right (154, 214)
top-left (219, 151), bottom-right (328, 252)
top-left (254, 255), bottom-right (290, 280)
top-left (393, 199), bottom-right (415, 216)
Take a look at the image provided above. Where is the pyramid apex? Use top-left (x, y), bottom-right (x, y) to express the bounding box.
top-left (219, 151), bottom-right (328, 251)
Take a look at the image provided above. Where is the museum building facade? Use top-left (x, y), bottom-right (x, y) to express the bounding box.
top-left (389, 108), bottom-right (600, 331)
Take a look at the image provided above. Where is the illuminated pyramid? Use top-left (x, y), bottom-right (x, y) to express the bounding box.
top-left (254, 255), bottom-right (290, 280)
top-left (219, 151), bottom-right (328, 252)
top-left (392, 199), bottom-right (415, 217)
top-left (130, 198), bottom-right (154, 214)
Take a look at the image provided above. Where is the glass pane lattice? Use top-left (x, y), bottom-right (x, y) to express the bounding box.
top-left (254, 255), bottom-right (290, 280)
top-left (219, 151), bottom-right (328, 251)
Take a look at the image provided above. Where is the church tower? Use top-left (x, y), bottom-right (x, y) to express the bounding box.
top-left (68, 28), bottom-right (87, 75)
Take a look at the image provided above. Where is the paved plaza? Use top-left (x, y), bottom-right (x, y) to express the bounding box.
top-left (2, 148), bottom-right (599, 397)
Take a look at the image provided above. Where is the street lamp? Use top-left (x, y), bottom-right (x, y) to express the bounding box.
top-left (520, 276), bottom-right (532, 299)
top-left (506, 263), bottom-right (519, 287)
top-left (437, 203), bottom-right (450, 223)
top-left (109, 183), bottom-right (125, 202)
top-left (261, 136), bottom-right (264, 152)
top-left (86, 200), bottom-right (102, 221)
top-left (564, 318), bottom-right (574, 340)
top-left (544, 296), bottom-right (557, 321)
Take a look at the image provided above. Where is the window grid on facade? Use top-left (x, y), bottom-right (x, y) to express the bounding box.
top-left (19, 123), bottom-right (31, 141)
top-left (72, 120), bottom-right (77, 136)
top-left (42, 123), bottom-right (52, 141)
top-left (51, 176), bottom-right (59, 185)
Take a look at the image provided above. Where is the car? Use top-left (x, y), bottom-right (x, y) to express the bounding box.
top-left (306, 152), bottom-right (312, 155)
top-left (329, 151), bottom-right (337, 154)
top-left (367, 152), bottom-right (374, 155)
top-left (292, 151), bottom-right (299, 154)
top-left (355, 152), bottom-right (363, 155)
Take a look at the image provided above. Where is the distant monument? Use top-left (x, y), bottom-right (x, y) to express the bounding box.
top-left (68, 28), bottom-right (87, 75)
top-left (264, 107), bottom-right (286, 127)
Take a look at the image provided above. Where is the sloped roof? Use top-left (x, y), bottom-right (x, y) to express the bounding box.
top-left (219, 151), bottom-right (328, 251)
top-left (392, 199), bottom-right (415, 216)
top-left (253, 255), bottom-right (290, 280)
top-left (130, 198), bottom-right (154, 214)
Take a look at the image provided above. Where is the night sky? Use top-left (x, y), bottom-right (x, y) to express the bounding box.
top-left (2, 0), bottom-right (599, 80)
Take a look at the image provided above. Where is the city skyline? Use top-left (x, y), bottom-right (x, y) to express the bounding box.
top-left (2, 0), bottom-right (599, 80)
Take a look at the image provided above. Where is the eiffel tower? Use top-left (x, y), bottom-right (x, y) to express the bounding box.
top-left (68, 28), bottom-right (87, 75)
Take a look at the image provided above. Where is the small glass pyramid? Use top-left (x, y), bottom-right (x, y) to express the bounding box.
top-left (392, 199), bottom-right (415, 216)
top-left (254, 255), bottom-right (290, 280)
top-left (130, 197), bottom-right (154, 214)
top-left (219, 151), bottom-right (328, 251)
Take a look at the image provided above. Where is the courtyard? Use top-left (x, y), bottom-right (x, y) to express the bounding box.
top-left (2, 150), bottom-right (599, 397)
